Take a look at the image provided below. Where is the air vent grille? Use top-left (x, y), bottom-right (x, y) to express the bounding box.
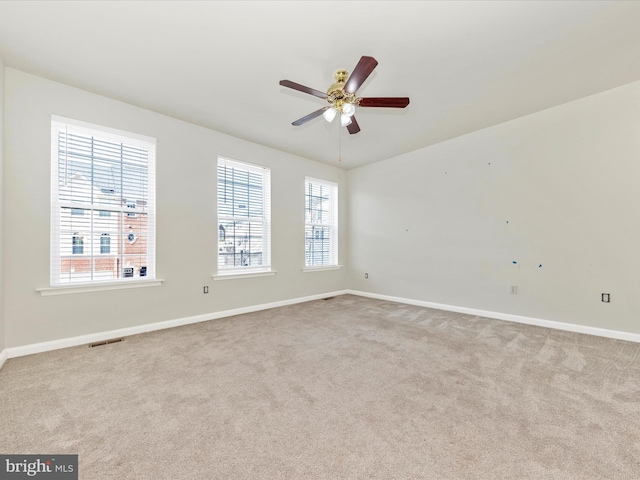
top-left (89, 338), bottom-right (124, 348)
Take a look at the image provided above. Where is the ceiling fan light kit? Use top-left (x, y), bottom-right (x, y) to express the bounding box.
top-left (323, 107), bottom-right (338, 123)
top-left (342, 102), bottom-right (356, 117)
top-left (340, 114), bottom-right (352, 127)
top-left (279, 55), bottom-right (410, 136)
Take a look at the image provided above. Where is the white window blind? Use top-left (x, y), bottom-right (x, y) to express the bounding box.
top-left (305, 177), bottom-right (338, 267)
top-left (217, 157), bottom-right (271, 273)
top-left (50, 116), bottom-right (156, 285)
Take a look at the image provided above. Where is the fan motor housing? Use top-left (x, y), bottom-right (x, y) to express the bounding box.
top-left (327, 69), bottom-right (357, 108)
top-left (327, 69), bottom-right (348, 96)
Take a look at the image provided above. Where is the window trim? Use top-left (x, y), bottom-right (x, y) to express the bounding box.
top-left (304, 176), bottom-right (339, 268)
top-left (302, 265), bottom-right (343, 273)
top-left (37, 279), bottom-right (163, 296)
top-left (212, 270), bottom-right (276, 281)
top-left (50, 115), bottom-right (156, 287)
top-left (216, 156), bottom-right (272, 276)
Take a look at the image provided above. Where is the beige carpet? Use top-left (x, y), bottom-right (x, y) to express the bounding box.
top-left (1, 295), bottom-right (639, 479)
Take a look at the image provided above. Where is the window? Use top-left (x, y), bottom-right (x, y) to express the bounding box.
top-left (51, 116), bottom-right (156, 285)
top-left (100, 234), bottom-right (111, 254)
top-left (72, 234), bottom-right (84, 255)
top-left (305, 177), bottom-right (338, 267)
top-left (217, 157), bottom-right (271, 274)
top-left (126, 202), bottom-right (136, 217)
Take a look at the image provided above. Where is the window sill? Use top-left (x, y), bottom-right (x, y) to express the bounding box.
top-left (303, 265), bottom-right (343, 273)
top-left (213, 270), bottom-right (276, 281)
top-left (37, 279), bottom-right (164, 296)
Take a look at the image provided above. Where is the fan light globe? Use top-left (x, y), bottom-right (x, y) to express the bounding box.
top-left (323, 108), bottom-right (338, 123)
top-left (342, 102), bottom-right (356, 117)
top-left (340, 114), bottom-right (352, 127)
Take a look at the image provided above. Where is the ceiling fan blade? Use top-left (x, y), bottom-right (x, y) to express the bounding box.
top-left (347, 116), bottom-right (360, 135)
top-left (359, 97), bottom-right (410, 108)
top-left (344, 56), bottom-right (378, 94)
top-left (280, 80), bottom-right (328, 99)
top-left (292, 107), bottom-right (328, 126)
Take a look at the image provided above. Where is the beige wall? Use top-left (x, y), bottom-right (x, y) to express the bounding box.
top-left (4, 68), bottom-right (347, 348)
top-left (5, 66), bottom-right (640, 350)
top-left (0, 57), bottom-right (5, 354)
top-left (347, 79), bottom-right (640, 334)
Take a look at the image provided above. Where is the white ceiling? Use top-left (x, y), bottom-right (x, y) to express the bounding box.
top-left (1, 1), bottom-right (640, 169)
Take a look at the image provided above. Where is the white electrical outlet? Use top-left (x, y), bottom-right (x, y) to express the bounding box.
top-left (510, 285), bottom-right (518, 294)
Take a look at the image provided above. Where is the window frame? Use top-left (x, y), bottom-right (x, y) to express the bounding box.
top-left (50, 116), bottom-right (156, 287)
top-left (216, 156), bottom-right (272, 277)
top-left (304, 177), bottom-right (339, 269)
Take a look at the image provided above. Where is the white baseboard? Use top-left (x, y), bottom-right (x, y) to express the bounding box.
top-left (4, 290), bottom-right (349, 360)
top-left (347, 290), bottom-right (640, 343)
top-left (4, 287), bottom-right (637, 368)
top-left (0, 349), bottom-right (7, 370)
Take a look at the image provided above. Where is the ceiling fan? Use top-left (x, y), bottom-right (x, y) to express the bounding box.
top-left (279, 56), bottom-right (410, 134)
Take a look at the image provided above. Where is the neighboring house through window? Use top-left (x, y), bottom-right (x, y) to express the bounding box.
top-left (51, 116), bottom-right (156, 284)
top-left (72, 234), bottom-right (84, 255)
top-left (100, 233), bottom-right (111, 254)
top-left (217, 157), bottom-right (271, 274)
top-left (305, 177), bottom-right (338, 267)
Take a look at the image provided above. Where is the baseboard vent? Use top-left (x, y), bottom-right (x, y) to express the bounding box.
top-left (89, 338), bottom-right (124, 348)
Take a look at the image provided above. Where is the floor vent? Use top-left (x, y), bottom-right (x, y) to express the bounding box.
top-left (89, 338), bottom-right (125, 348)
